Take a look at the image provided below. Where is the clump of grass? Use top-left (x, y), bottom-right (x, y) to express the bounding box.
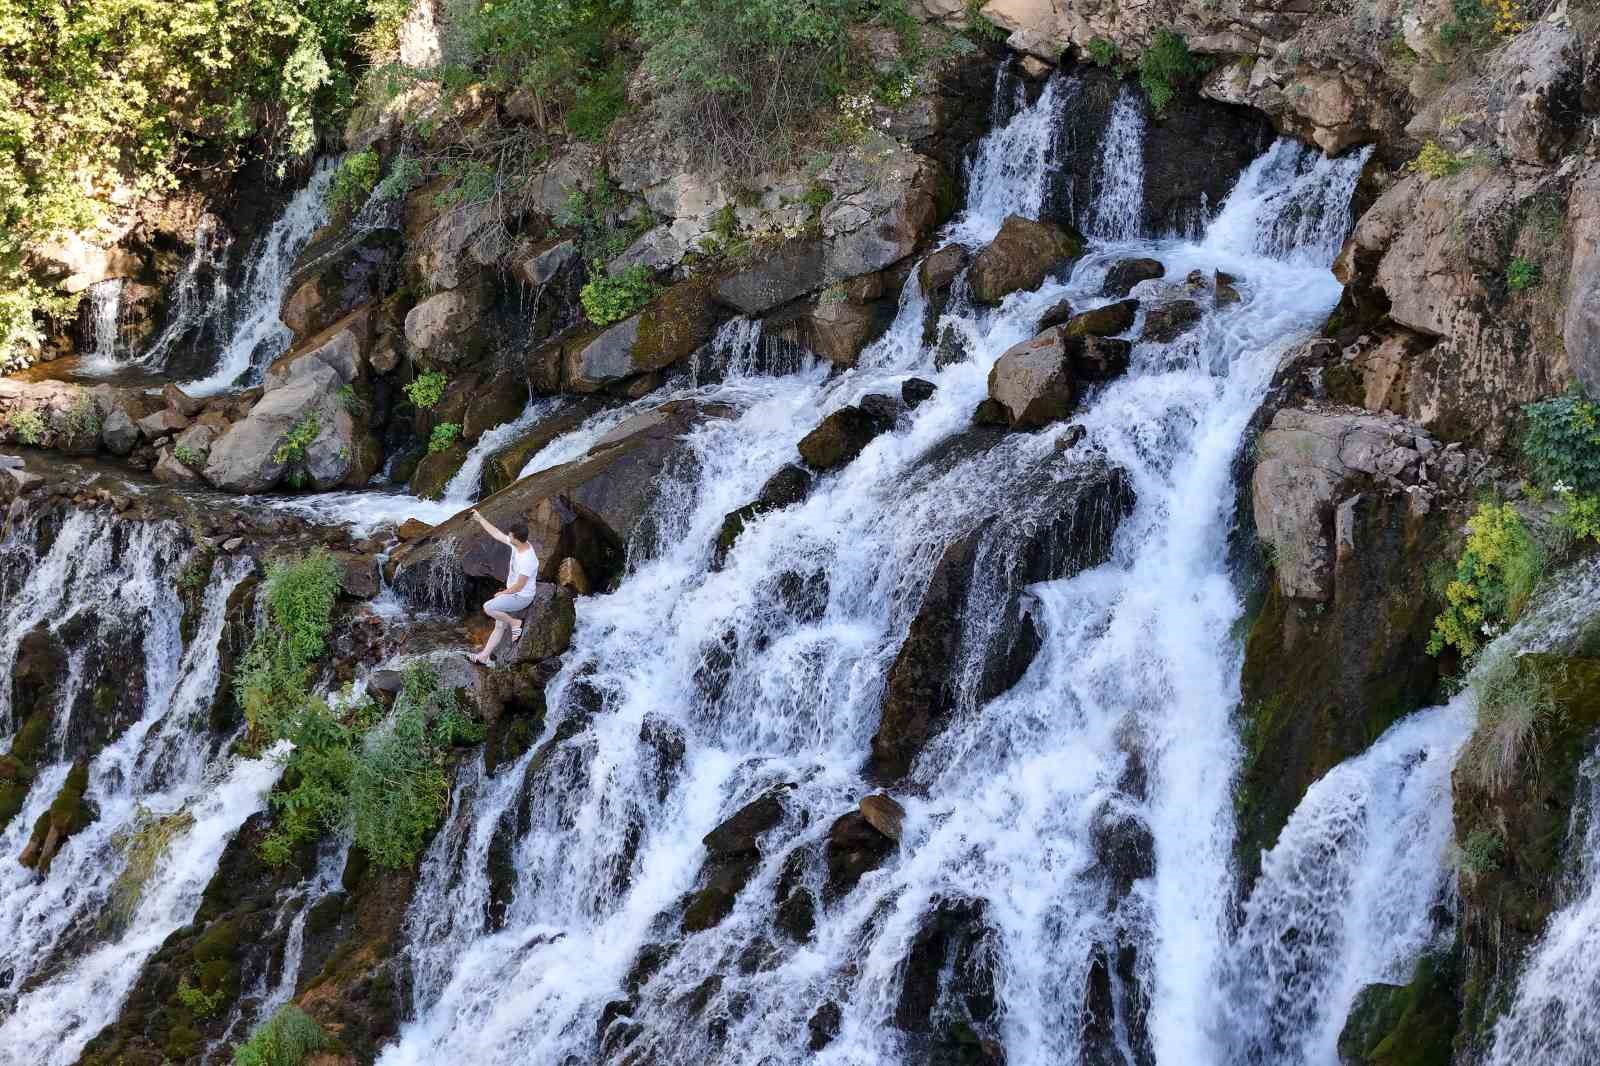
top-left (1461, 651), bottom-right (1565, 793)
top-left (232, 1004), bottom-right (329, 1066)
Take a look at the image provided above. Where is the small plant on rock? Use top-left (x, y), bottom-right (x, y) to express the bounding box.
top-left (326, 147), bottom-right (380, 217)
top-left (176, 977), bottom-right (227, 1018)
top-left (1138, 30), bottom-right (1206, 116)
top-left (1407, 141), bottom-right (1468, 179)
top-left (7, 409), bottom-right (44, 445)
top-left (1428, 501), bottom-right (1544, 657)
top-left (1522, 387), bottom-right (1600, 494)
top-left (1086, 37), bottom-right (1119, 68)
top-left (65, 393), bottom-right (99, 440)
top-left (428, 422), bottom-right (462, 453)
top-left (1461, 651), bottom-right (1564, 792)
top-left (232, 1004), bottom-right (329, 1066)
top-left (404, 371), bottom-right (448, 410)
top-left (273, 413), bottom-right (319, 467)
top-left (174, 444), bottom-right (207, 469)
top-left (580, 262), bottom-right (655, 326)
top-left (1456, 827), bottom-right (1505, 879)
top-left (1505, 257), bottom-right (1540, 293)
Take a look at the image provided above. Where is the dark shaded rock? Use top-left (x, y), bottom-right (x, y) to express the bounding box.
top-left (920, 244), bottom-right (969, 295)
top-left (502, 584), bottom-right (576, 666)
top-left (933, 324), bottom-right (971, 369)
top-left (894, 898), bottom-right (995, 1035)
top-left (1215, 271), bottom-right (1241, 306)
top-left (1036, 298), bottom-right (1075, 331)
top-left (774, 848), bottom-right (817, 941)
top-left (1071, 337), bottom-right (1132, 382)
top-left (479, 396), bottom-right (608, 498)
top-left (711, 464), bottom-right (813, 569)
top-left (824, 810), bottom-right (896, 899)
top-left (808, 1001), bottom-right (843, 1051)
top-left (797, 403), bottom-right (896, 470)
top-left (1061, 299), bottom-right (1138, 338)
top-left (808, 297), bottom-right (891, 368)
top-left (1337, 952), bottom-right (1460, 1066)
top-left (682, 853), bottom-right (761, 932)
top-left (1102, 257), bottom-right (1164, 297)
top-left (968, 215), bottom-right (1084, 304)
top-left (408, 440), bottom-right (468, 500)
top-left (902, 378), bottom-right (937, 408)
top-left (1141, 300), bottom-right (1203, 343)
top-left (703, 790), bottom-right (786, 857)
top-left (858, 393), bottom-right (904, 426)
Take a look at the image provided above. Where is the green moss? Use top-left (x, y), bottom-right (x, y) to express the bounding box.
top-left (632, 277), bottom-right (717, 372)
top-left (1339, 951), bottom-right (1461, 1066)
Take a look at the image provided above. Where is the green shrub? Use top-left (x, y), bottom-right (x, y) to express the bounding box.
top-left (176, 979), bottom-right (227, 1018)
top-left (1521, 388), bottom-right (1600, 495)
top-left (336, 383), bottom-right (365, 413)
top-left (374, 153), bottom-right (425, 201)
top-left (1406, 141), bottom-right (1468, 179)
top-left (265, 552), bottom-right (343, 666)
top-left (349, 664), bottom-right (464, 867)
top-left (234, 550), bottom-right (343, 746)
top-left (273, 414), bottom-right (319, 467)
top-left (567, 60), bottom-right (631, 142)
top-left (66, 394), bottom-right (100, 440)
top-left (7, 409), bottom-right (44, 445)
top-left (1461, 651), bottom-right (1564, 792)
top-left (1429, 501), bottom-right (1544, 657)
top-left (326, 147), bottom-right (381, 216)
top-left (404, 371), bottom-right (448, 410)
top-left (1439, 0), bottom-right (1496, 49)
top-left (1086, 37), bottom-right (1119, 67)
top-left (1137, 30), bottom-right (1205, 116)
top-left (174, 444), bottom-right (207, 469)
top-left (1456, 827), bottom-right (1504, 878)
top-left (428, 422), bottom-right (462, 453)
top-left (1505, 257), bottom-right (1540, 293)
top-left (233, 1005), bottom-right (329, 1066)
top-left (1557, 492), bottom-right (1600, 542)
top-left (580, 262), bottom-right (656, 325)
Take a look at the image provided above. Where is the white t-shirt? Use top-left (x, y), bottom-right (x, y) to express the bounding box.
top-left (508, 545), bottom-right (539, 586)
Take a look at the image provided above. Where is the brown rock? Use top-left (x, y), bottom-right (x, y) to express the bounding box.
top-left (1036, 298), bottom-right (1075, 331)
top-left (1101, 258), bottom-right (1164, 297)
top-left (859, 794), bottom-right (906, 841)
top-left (397, 518), bottom-right (433, 541)
top-left (985, 329), bottom-right (1076, 429)
top-left (797, 404), bottom-right (896, 470)
top-left (968, 215), bottom-right (1084, 304)
top-left (1061, 299), bottom-right (1138, 338)
top-left (556, 556), bottom-right (591, 595)
top-left (163, 384), bottom-right (204, 418)
top-left (807, 298), bottom-right (884, 368)
top-left (1141, 300), bottom-right (1203, 343)
top-left (918, 244), bottom-right (969, 294)
top-left (824, 811), bottom-right (896, 899)
top-left (137, 409), bottom-right (190, 440)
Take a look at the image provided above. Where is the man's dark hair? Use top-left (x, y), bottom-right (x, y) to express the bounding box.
top-left (508, 522), bottom-right (529, 543)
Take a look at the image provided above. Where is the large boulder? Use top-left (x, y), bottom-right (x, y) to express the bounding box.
top-left (391, 400), bottom-right (727, 595)
top-left (984, 326), bottom-right (1132, 429)
top-left (565, 278), bottom-right (719, 391)
top-left (203, 359), bottom-right (378, 492)
top-left (807, 297), bottom-right (888, 368)
top-left (968, 215), bottom-right (1083, 304)
top-left (403, 288), bottom-right (486, 364)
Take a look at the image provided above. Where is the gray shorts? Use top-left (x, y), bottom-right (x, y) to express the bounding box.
top-left (485, 590), bottom-right (537, 614)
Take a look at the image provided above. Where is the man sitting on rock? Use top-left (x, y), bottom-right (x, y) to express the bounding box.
top-left (466, 509), bottom-right (539, 665)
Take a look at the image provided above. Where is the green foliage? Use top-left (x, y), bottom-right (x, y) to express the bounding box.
top-left (174, 444), bottom-right (208, 469)
top-left (428, 421), bottom-right (462, 453)
top-left (234, 549), bottom-right (343, 749)
top-left (404, 370), bottom-right (448, 410)
top-left (1557, 492), bottom-right (1600, 542)
top-left (336, 383), bottom-right (364, 412)
top-left (1406, 141), bottom-right (1469, 179)
top-left (1457, 827), bottom-right (1504, 878)
top-left (0, 0), bottom-right (397, 368)
top-left (7, 409), bottom-right (44, 445)
top-left (1137, 30), bottom-right (1205, 116)
top-left (1461, 650), bottom-right (1564, 792)
top-left (232, 1005), bottom-right (330, 1066)
top-left (1086, 37), bottom-right (1119, 68)
top-left (433, 157), bottom-right (497, 208)
top-left (349, 663), bottom-right (464, 867)
top-left (1429, 502), bottom-right (1544, 657)
top-left (1505, 256), bottom-right (1540, 292)
top-left (457, 0), bottom-right (629, 133)
top-left (373, 153), bottom-right (424, 201)
top-left (65, 394), bottom-right (100, 440)
top-left (326, 147), bottom-right (381, 216)
top-left (1438, 0), bottom-right (1496, 49)
top-left (558, 173), bottom-right (654, 261)
top-left (273, 413), bottom-right (320, 466)
top-left (566, 60), bottom-right (632, 142)
top-left (580, 262), bottom-right (656, 325)
top-left (176, 978), bottom-right (227, 1018)
top-left (1521, 388), bottom-right (1600, 495)
top-left (265, 551), bottom-right (343, 666)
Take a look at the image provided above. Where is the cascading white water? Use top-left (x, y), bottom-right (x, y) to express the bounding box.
top-left (179, 161), bottom-right (335, 396)
top-left (376, 77), bottom-right (1369, 1066)
top-left (1084, 88), bottom-right (1146, 241)
top-left (944, 69), bottom-right (1070, 247)
top-left (0, 515), bottom-right (280, 1066)
top-left (79, 279), bottom-right (124, 374)
top-left (139, 214), bottom-right (234, 370)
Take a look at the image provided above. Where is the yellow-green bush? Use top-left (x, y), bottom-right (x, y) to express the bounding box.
top-left (1429, 502), bottom-right (1543, 657)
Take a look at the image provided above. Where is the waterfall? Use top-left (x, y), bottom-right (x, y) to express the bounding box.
top-left (1084, 88), bottom-right (1146, 241)
top-left (441, 396), bottom-right (561, 505)
top-left (138, 214), bottom-right (234, 370)
top-left (375, 71), bottom-right (1369, 1065)
top-left (79, 279), bottom-right (124, 373)
top-left (179, 161), bottom-right (335, 396)
top-left (0, 515), bottom-right (279, 1065)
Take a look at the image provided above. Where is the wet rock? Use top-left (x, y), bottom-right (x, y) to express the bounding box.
top-left (807, 297), bottom-right (887, 368)
top-left (933, 324), bottom-right (971, 369)
top-left (1102, 257), bottom-right (1163, 297)
top-left (919, 243), bottom-right (969, 295)
top-left (797, 403), bottom-right (896, 470)
top-left (100, 406), bottom-right (139, 455)
top-left (808, 1001), bottom-right (842, 1051)
top-left (773, 848), bottom-right (817, 941)
top-left (985, 329), bottom-right (1077, 429)
top-left (894, 897), bottom-right (994, 1035)
top-left (502, 584), bottom-right (576, 665)
top-left (408, 440), bottom-right (468, 500)
top-left (824, 810), bottom-right (896, 899)
top-left (516, 238), bottom-right (579, 288)
top-left (1036, 297), bottom-right (1075, 331)
top-left (1141, 300), bottom-right (1202, 343)
top-left (20, 760), bottom-right (95, 875)
top-left (1214, 271), bottom-right (1240, 306)
top-left (479, 398), bottom-right (608, 498)
top-left (902, 378), bottom-right (937, 408)
top-left (682, 852), bottom-right (759, 933)
top-left (968, 215), bottom-right (1083, 304)
top-left (333, 551), bottom-right (379, 600)
top-left (1061, 299), bottom-right (1138, 338)
top-left (396, 518), bottom-right (432, 541)
top-left (1337, 952), bottom-right (1461, 1066)
top-left (859, 793), bottom-right (905, 841)
top-left (703, 790), bottom-right (787, 857)
top-left (393, 401), bottom-right (726, 595)
top-left (1071, 337), bottom-right (1132, 382)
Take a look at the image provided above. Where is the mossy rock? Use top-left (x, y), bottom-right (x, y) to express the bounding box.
top-left (632, 276), bottom-right (719, 372)
top-left (1338, 951), bottom-right (1460, 1066)
top-left (408, 440), bottom-right (469, 500)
